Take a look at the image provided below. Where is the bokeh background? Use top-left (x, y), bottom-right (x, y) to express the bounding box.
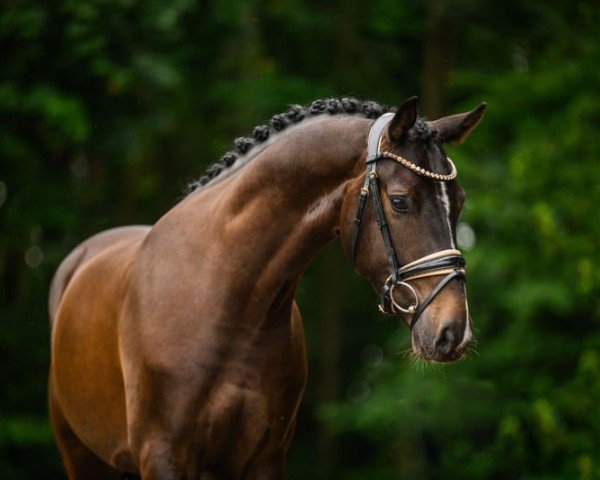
top-left (1, 0), bottom-right (599, 478)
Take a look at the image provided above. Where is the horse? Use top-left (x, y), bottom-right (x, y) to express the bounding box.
top-left (48, 96), bottom-right (486, 479)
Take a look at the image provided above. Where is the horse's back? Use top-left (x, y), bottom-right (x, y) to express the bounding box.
top-left (49, 225), bottom-right (151, 324)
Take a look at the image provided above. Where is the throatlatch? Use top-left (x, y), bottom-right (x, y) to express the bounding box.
top-left (350, 113), bottom-right (466, 327)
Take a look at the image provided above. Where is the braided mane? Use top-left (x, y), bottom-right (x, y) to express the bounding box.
top-left (186, 97), bottom-right (434, 194)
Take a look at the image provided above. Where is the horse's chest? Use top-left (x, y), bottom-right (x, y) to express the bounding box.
top-left (195, 366), bottom-right (303, 473)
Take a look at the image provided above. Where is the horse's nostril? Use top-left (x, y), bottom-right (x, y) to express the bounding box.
top-left (434, 325), bottom-right (458, 354)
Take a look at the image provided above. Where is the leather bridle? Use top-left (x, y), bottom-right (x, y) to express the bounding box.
top-left (350, 113), bottom-right (466, 328)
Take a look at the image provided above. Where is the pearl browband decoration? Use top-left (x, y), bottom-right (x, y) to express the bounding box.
top-left (371, 151), bottom-right (457, 182)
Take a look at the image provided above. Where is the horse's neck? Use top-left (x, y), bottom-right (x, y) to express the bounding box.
top-left (184, 116), bottom-right (369, 321)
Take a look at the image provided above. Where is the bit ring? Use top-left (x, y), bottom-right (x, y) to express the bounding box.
top-left (388, 281), bottom-right (419, 314)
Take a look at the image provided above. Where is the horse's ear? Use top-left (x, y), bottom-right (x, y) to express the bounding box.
top-left (429, 102), bottom-right (487, 144)
top-left (388, 96), bottom-right (419, 142)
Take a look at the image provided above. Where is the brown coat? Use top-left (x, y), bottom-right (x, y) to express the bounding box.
top-left (49, 101), bottom-right (485, 479)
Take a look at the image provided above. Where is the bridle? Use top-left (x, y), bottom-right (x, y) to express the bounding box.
top-left (350, 113), bottom-right (466, 328)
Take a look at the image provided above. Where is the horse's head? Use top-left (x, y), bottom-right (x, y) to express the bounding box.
top-left (340, 96), bottom-right (486, 363)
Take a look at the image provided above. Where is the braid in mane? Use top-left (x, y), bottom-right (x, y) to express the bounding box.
top-left (186, 97), bottom-right (435, 194)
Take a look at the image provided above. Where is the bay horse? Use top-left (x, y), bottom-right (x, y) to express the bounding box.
top-left (48, 96), bottom-right (486, 479)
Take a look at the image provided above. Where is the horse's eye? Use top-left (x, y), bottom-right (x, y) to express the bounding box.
top-left (390, 195), bottom-right (409, 212)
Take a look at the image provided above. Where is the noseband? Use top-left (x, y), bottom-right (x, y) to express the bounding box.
top-left (350, 113), bottom-right (466, 328)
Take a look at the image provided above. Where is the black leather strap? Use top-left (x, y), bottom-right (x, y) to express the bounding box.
top-left (350, 113), bottom-right (395, 268)
top-left (379, 280), bottom-right (393, 314)
top-left (349, 189), bottom-right (369, 270)
top-left (409, 269), bottom-right (464, 328)
top-left (369, 173), bottom-right (399, 284)
top-left (399, 255), bottom-right (465, 280)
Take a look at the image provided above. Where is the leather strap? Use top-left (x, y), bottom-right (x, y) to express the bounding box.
top-left (366, 112), bottom-right (394, 161)
top-left (369, 173), bottom-right (399, 284)
top-left (350, 113), bottom-right (394, 268)
top-left (409, 269), bottom-right (464, 328)
top-left (399, 255), bottom-right (465, 281)
top-left (349, 189), bottom-right (369, 270)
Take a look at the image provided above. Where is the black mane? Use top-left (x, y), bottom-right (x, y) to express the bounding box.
top-left (186, 97), bottom-right (434, 194)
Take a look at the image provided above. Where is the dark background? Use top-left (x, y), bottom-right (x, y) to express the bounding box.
top-left (1, 0), bottom-right (598, 478)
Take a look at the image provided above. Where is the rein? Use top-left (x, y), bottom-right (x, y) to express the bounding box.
top-left (350, 113), bottom-right (466, 328)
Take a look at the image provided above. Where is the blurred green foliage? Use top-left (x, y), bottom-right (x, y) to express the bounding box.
top-left (0, 0), bottom-right (598, 479)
